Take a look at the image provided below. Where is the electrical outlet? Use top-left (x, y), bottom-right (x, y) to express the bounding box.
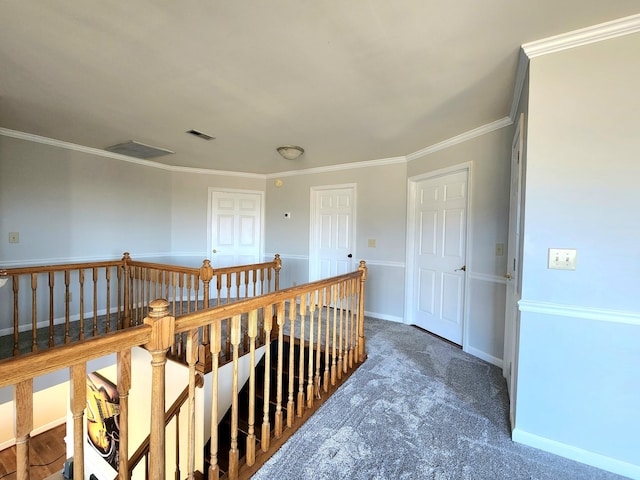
top-left (8, 232), bottom-right (19, 243)
top-left (495, 243), bottom-right (504, 256)
top-left (368, 239), bottom-right (376, 248)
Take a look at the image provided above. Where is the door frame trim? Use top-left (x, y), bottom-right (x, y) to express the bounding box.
top-left (308, 183), bottom-right (358, 281)
top-left (404, 162), bottom-right (473, 350)
top-left (207, 187), bottom-right (266, 263)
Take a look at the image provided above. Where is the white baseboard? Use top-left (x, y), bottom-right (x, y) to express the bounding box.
top-left (0, 416), bottom-right (66, 451)
top-left (465, 345), bottom-right (503, 368)
top-left (364, 311), bottom-right (404, 323)
top-left (513, 427), bottom-right (640, 479)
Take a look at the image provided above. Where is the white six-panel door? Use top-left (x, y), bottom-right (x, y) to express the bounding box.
top-left (408, 169), bottom-right (468, 345)
top-left (209, 190), bottom-right (263, 268)
top-left (309, 185), bottom-right (356, 281)
top-left (503, 113), bottom-right (525, 428)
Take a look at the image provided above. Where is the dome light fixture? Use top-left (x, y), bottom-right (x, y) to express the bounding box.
top-left (277, 145), bottom-right (304, 160)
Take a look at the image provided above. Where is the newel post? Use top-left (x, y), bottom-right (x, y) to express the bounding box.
top-left (199, 260), bottom-right (214, 369)
top-left (200, 259), bottom-right (213, 309)
top-left (273, 254), bottom-right (281, 291)
top-left (144, 299), bottom-right (175, 480)
top-left (122, 252), bottom-right (132, 328)
top-left (357, 261), bottom-right (367, 362)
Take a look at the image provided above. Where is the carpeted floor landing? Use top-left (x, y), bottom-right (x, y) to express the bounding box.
top-left (252, 317), bottom-right (627, 480)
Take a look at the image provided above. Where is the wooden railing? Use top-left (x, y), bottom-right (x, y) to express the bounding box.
top-left (0, 261), bottom-right (367, 480)
top-left (0, 253), bottom-right (281, 362)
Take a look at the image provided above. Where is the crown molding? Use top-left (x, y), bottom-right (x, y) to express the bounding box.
top-left (406, 117), bottom-right (513, 162)
top-left (523, 13), bottom-right (640, 59)
top-left (266, 156), bottom-right (407, 179)
top-left (0, 127), bottom-right (265, 179)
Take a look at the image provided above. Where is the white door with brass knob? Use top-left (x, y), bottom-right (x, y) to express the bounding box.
top-left (407, 168), bottom-right (469, 345)
top-left (208, 189), bottom-right (263, 269)
top-left (309, 185), bottom-right (355, 282)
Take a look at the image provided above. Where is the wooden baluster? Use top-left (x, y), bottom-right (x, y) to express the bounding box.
top-left (105, 267), bottom-right (111, 333)
top-left (65, 270), bottom-right (71, 343)
top-left (79, 270), bottom-right (85, 340)
top-left (216, 274), bottom-right (222, 307)
top-left (243, 311), bottom-right (249, 353)
top-left (307, 292), bottom-right (316, 408)
top-left (144, 299), bottom-right (175, 480)
top-left (117, 261), bottom-right (123, 329)
top-left (70, 364), bottom-right (85, 480)
top-left (31, 273), bottom-right (38, 352)
top-left (314, 288), bottom-right (324, 399)
top-left (331, 284), bottom-right (338, 385)
top-left (122, 252), bottom-right (131, 328)
top-left (340, 282), bottom-right (349, 373)
top-left (171, 272), bottom-right (178, 316)
top-left (92, 267), bottom-right (98, 337)
top-left (246, 309), bottom-right (257, 466)
top-left (261, 305), bottom-right (273, 452)
top-left (324, 286), bottom-right (331, 392)
top-left (266, 267), bottom-right (273, 294)
top-left (193, 275), bottom-right (200, 312)
top-left (186, 329), bottom-right (199, 480)
top-left (337, 282), bottom-right (344, 379)
top-left (358, 261), bottom-right (368, 362)
top-left (14, 379), bottom-right (32, 480)
top-left (287, 298), bottom-right (296, 427)
top-left (349, 280), bottom-right (358, 368)
top-left (164, 271), bottom-right (171, 306)
top-left (175, 409), bottom-right (181, 480)
top-left (49, 271), bottom-right (55, 347)
top-left (209, 321), bottom-right (221, 480)
top-left (253, 268), bottom-right (258, 297)
top-left (228, 314), bottom-right (241, 480)
top-left (225, 275), bottom-right (232, 358)
top-left (345, 279), bottom-right (352, 368)
top-left (179, 272), bottom-right (185, 316)
top-left (186, 275), bottom-right (192, 314)
top-left (145, 269), bottom-right (151, 313)
top-left (259, 267), bottom-right (265, 295)
top-left (118, 349), bottom-right (132, 479)
top-left (274, 301), bottom-right (285, 438)
top-left (297, 295), bottom-right (306, 417)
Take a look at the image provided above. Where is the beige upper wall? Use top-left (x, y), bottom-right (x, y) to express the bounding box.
top-left (0, 135), bottom-right (172, 263)
top-left (170, 171), bottom-right (266, 256)
top-left (265, 162), bottom-right (407, 263)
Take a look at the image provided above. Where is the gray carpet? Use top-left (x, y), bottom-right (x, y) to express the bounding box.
top-left (252, 317), bottom-right (626, 480)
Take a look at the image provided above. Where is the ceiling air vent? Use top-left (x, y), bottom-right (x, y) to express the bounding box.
top-left (186, 129), bottom-right (215, 140)
top-left (104, 141), bottom-right (174, 159)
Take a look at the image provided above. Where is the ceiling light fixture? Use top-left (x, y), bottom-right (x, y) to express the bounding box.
top-left (277, 145), bottom-right (304, 160)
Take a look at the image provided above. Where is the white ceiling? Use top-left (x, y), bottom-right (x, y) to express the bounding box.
top-left (1, 1), bottom-right (638, 174)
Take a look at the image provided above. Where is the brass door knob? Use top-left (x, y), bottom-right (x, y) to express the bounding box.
top-left (504, 272), bottom-right (513, 280)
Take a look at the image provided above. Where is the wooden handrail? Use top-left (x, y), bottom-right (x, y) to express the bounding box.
top-left (0, 324), bottom-right (151, 388)
top-left (0, 260), bottom-right (123, 276)
top-left (1, 258), bottom-right (366, 480)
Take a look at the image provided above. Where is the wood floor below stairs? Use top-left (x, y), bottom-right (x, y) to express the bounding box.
top-left (0, 424), bottom-right (66, 479)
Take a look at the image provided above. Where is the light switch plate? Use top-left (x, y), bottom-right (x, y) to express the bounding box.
top-left (548, 248), bottom-right (577, 270)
